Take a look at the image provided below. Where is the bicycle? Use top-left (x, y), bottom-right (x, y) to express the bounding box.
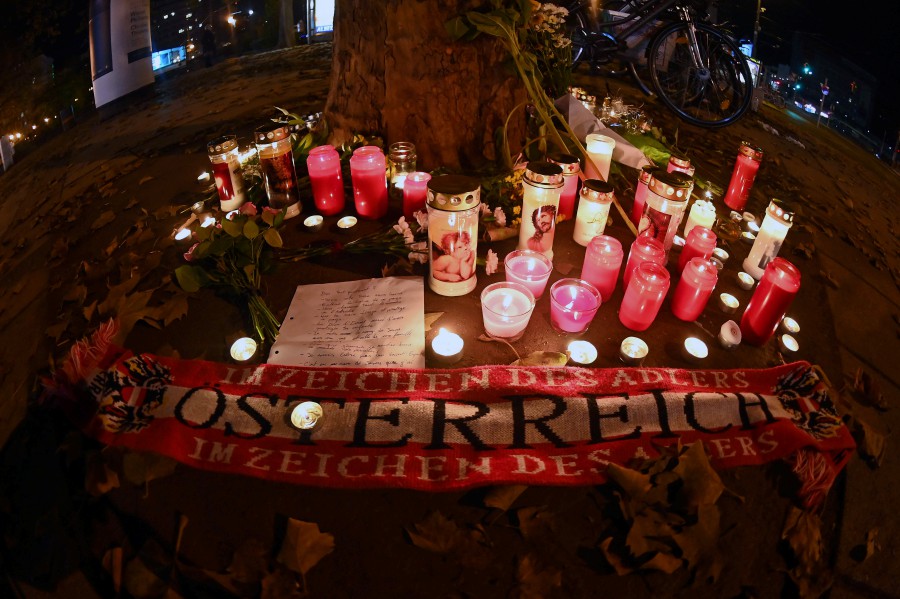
top-left (564, 0), bottom-right (754, 128)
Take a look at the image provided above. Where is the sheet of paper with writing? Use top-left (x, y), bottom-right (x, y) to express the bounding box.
top-left (268, 276), bottom-right (425, 368)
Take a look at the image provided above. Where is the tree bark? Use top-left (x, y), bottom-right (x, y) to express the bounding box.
top-left (324, 0), bottom-right (525, 171)
top-left (277, 0), bottom-right (295, 48)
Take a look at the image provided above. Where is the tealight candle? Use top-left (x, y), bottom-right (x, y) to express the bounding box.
top-left (567, 340), bottom-right (598, 365)
top-left (673, 235), bottom-right (686, 248)
top-left (505, 249), bottom-right (553, 299)
top-left (431, 328), bottom-right (463, 364)
top-left (730, 211), bottom-right (743, 221)
top-left (746, 220), bottom-right (760, 233)
top-left (201, 215), bottom-right (217, 228)
top-left (303, 215), bottom-right (324, 232)
top-left (737, 272), bottom-right (756, 290)
top-left (190, 201), bottom-right (207, 215)
top-left (337, 216), bottom-right (358, 230)
top-left (781, 316), bottom-right (800, 334)
top-left (712, 247), bottom-right (730, 263)
top-left (619, 336), bottom-right (648, 366)
top-left (290, 401), bottom-right (323, 430)
top-left (197, 172), bottom-right (211, 183)
top-left (742, 212), bottom-right (756, 223)
top-left (711, 257), bottom-right (724, 271)
top-left (584, 134), bottom-right (616, 181)
top-left (480, 282), bottom-right (536, 341)
top-left (230, 337), bottom-right (257, 361)
top-left (683, 337), bottom-right (709, 361)
top-left (718, 292), bottom-right (739, 314)
top-left (741, 231), bottom-right (756, 244)
top-left (718, 320), bottom-right (742, 349)
top-left (549, 278), bottom-right (602, 334)
top-left (174, 228), bottom-right (192, 249)
top-left (779, 333), bottom-right (799, 354)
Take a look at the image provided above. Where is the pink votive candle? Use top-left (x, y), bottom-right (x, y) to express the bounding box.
top-left (671, 258), bottom-right (718, 321)
top-left (580, 235), bottom-right (623, 302)
top-left (505, 249), bottom-right (553, 299)
top-left (740, 257), bottom-right (801, 346)
top-left (677, 226), bottom-right (717, 273)
top-left (631, 165), bottom-right (657, 227)
top-left (549, 278), bottom-right (601, 334)
top-left (619, 261), bottom-right (670, 331)
top-left (350, 146), bottom-right (388, 219)
top-left (481, 282), bottom-right (536, 341)
top-left (724, 143), bottom-right (763, 212)
top-left (307, 145), bottom-right (345, 216)
top-left (402, 172), bottom-right (431, 220)
top-left (623, 235), bottom-right (666, 289)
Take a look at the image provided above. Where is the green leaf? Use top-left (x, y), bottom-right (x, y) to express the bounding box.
top-left (261, 209), bottom-right (276, 226)
top-left (445, 16), bottom-right (475, 41)
top-left (175, 265), bottom-right (204, 293)
top-left (273, 211), bottom-right (285, 228)
top-left (467, 11), bottom-right (511, 39)
top-left (221, 217), bottom-right (243, 238)
top-left (207, 236), bottom-right (233, 256)
top-left (243, 264), bottom-right (256, 282)
top-left (264, 228), bottom-right (284, 248)
top-left (195, 225), bottom-right (214, 241)
top-left (243, 219), bottom-right (260, 240)
top-left (192, 240), bottom-right (213, 259)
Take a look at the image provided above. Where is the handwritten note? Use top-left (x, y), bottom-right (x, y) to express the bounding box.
top-left (268, 277), bottom-right (425, 368)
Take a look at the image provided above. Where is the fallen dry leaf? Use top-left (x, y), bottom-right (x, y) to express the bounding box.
top-left (514, 554), bottom-right (562, 599)
top-left (407, 511), bottom-right (462, 554)
top-left (85, 451), bottom-right (121, 497)
top-left (423, 312), bottom-right (444, 332)
top-left (511, 351), bottom-right (568, 367)
top-left (228, 539), bottom-right (269, 585)
top-left (139, 176), bottom-right (154, 185)
top-left (484, 485), bottom-right (527, 512)
top-left (123, 451), bottom-right (179, 490)
top-left (782, 507), bottom-right (832, 598)
top-left (515, 506), bottom-right (555, 539)
top-left (91, 210), bottom-right (116, 231)
top-left (276, 519), bottom-right (334, 577)
top-left (102, 547), bottom-right (123, 595)
top-left (261, 566), bottom-right (303, 599)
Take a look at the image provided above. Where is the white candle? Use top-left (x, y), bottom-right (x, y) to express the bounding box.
top-left (741, 231), bottom-right (756, 244)
top-left (337, 216), bottom-right (358, 229)
top-left (712, 247), bottom-right (730, 263)
top-left (303, 215), bottom-right (324, 231)
top-left (290, 401), bottom-right (323, 430)
top-left (432, 328), bottom-right (463, 364)
top-left (781, 316), bottom-right (800, 334)
top-left (779, 333), bottom-right (799, 353)
top-left (584, 134), bottom-right (616, 181)
top-left (672, 235), bottom-right (686, 248)
top-left (572, 180), bottom-right (614, 246)
top-left (746, 220), bottom-right (760, 233)
top-left (174, 228), bottom-right (192, 249)
top-left (201, 215), bottom-right (217, 228)
top-left (718, 292), bottom-right (739, 314)
top-left (197, 172), bottom-right (210, 183)
top-left (567, 340), bottom-right (598, 365)
top-left (743, 201), bottom-right (794, 279)
top-left (683, 337), bottom-right (709, 360)
top-left (683, 199), bottom-right (716, 239)
top-left (481, 283), bottom-right (535, 340)
top-left (737, 271), bottom-right (756, 290)
top-left (718, 320), bottom-right (742, 349)
top-left (711, 257), bottom-right (724, 271)
top-left (742, 212), bottom-right (756, 223)
top-left (230, 337), bottom-right (257, 361)
top-left (730, 211), bottom-right (743, 221)
top-left (619, 336), bottom-right (648, 366)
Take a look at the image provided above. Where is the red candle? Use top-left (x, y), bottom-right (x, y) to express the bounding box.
top-left (677, 226), bottom-right (717, 272)
top-left (623, 235), bottom-right (666, 289)
top-left (307, 145), bottom-right (345, 215)
top-left (549, 279), bottom-right (601, 333)
top-left (548, 153), bottom-right (581, 220)
top-left (619, 262), bottom-right (670, 331)
top-left (350, 146), bottom-right (388, 219)
top-left (740, 257), bottom-right (801, 345)
top-left (671, 258), bottom-right (718, 321)
top-left (631, 165), bottom-right (656, 227)
top-left (666, 153), bottom-right (695, 177)
top-left (580, 235), bottom-right (623, 302)
top-left (724, 142), bottom-right (763, 212)
top-left (402, 172), bottom-right (431, 220)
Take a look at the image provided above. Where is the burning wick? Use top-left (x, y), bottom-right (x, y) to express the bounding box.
top-left (431, 328), bottom-right (463, 365)
top-left (567, 340), bottom-right (597, 365)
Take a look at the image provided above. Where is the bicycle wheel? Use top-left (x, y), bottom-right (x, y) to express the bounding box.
top-left (647, 22), bottom-right (753, 127)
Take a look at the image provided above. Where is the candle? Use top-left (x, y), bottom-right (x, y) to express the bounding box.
top-left (718, 320), bottom-right (742, 349)
top-left (337, 216), bottom-right (358, 229)
top-left (746, 220), bottom-right (760, 233)
top-left (619, 336), bottom-right (648, 366)
top-left (208, 135), bottom-right (247, 212)
top-left (724, 142), bottom-right (763, 211)
top-left (683, 337), bottom-right (709, 360)
top-left (619, 261), bottom-right (670, 331)
top-left (741, 231), bottom-right (756, 244)
top-left (567, 340), bottom-right (598, 365)
top-left (518, 162), bottom-right (564, 260)
top-left (307, 144), bottom-right (346, 215)
top-left (303, 215), bottom-right (324, 232)
top-left (712, 247), bottom-right (730, 263)
top-left (573, 179), bottom-right (614, 246)
top-left (481, 282), bottom-right (536, 341)
top-left (729, 211), bottom-right (742, 221)
top-left (547, 153), bottom-right (581, 220)
top-left (255, 124), bottom-right (301, 219)
top-left (637, 170), bottom-right (693, 251)
top-left (671, 258), bottom-right (718, 322)
top-left (584, 134), bottom-right (616, 181)
top-left (631, 165), bottom-right (658, 227)
top-left (290, 401), bottom-right (323, 430)
top-left (711, 257), bottom-right (724, 271)
top-left (737, 272), bottom-right (755, 290)
top-left (174, 228), bottom-right (192, 249)
top-left (201, 215), bottom-right (216, 228)
top-left (718, 292), bottom-right (739, 314)
top-left (431, 328), bottom-right (463, 364)
top-left (743, 200), bottom-right (794, 280)
top-left (402, 172), bottom-right (432, 220)
top-left (230, 337), bottom-right (257, 361)
top-left (678, 226), bottom-right (717, 273)
top-left (781, 316), bottom-right (800, 334)
top-left (779, 333), bottom-right (799, 354)
top-left (504, 249), bottom-right (553, 299)
top-left (388, 141), bottom-right (416, 195)
top-left (197, 172), bottom-right (210, 183)
top-left (350, 146), bottom-right (389, 220)
top-left (667, 153), bottom-right (695, 176)
top-left (427, 175), bottom-right (481, 297)
top-left (623, 236), bottom-right (666, 289)
top-left (740, 257), bottom-right (801, 345)
top-left (580, 235), bottom-right (623, 302)
top-left (742, 212), bottom-right (756, 223)
top-left (549, 278), bottom-right (602, 334)
top-left (190, 201), bottom-right (207, 215)
top-left (683, 199), bottom-right (716, 239)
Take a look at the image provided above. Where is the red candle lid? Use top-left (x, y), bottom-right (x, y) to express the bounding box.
top-left (739, 142), bottom-right (764, 161)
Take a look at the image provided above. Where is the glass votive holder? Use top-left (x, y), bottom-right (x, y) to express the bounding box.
top-left (619, 336), bottom-right (648, 366)
top-left (481, 282), bottom-right (536, 341)
top-left (504, 249), bottom-right (553, 299)
top-left (549, 278), bottom-right (601, 334)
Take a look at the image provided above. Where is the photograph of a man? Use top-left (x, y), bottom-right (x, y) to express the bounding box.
top-left (527, 204), bottom-right (557, 253)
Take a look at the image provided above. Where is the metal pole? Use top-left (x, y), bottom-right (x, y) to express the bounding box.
top-left (752, 0), bottom-right (762, 58)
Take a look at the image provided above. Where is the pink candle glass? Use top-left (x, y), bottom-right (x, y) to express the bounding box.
top-left (631, 165), bottom-right (657, 227)
top-left (671, 258), bottom-right (718, 321)
top-left (618, 262), bottom-right (670, 331)
top-left (740, 257), bottom-right (801, 345)
top-left (548, 152), bottom-right (581, 220)
top-left (505, 249), bottom-right (553, 299)
top-left (724, 142), bottom-right (763, 212)
top-left (623, 235), bottom-right (666, 289)
top-left (677, 226), bottom-right (717, 272)
top-left (580, 235), bottom-right (623, 302)
top-left (349, 146), bottom-right (388, 219)
top-left (549, 278), bottom-right (601, 334)
top-left (666, 153), bottom-right (695, 176)
top-left (307, 145), bottom-right (345, 215)
top-left (402, 172), bottom-right (431, 220)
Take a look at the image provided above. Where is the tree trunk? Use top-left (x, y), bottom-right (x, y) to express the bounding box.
top-left (324, 0), bottom-right (525, 171)
top-left (277, 0), bottom-right (295, 48)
